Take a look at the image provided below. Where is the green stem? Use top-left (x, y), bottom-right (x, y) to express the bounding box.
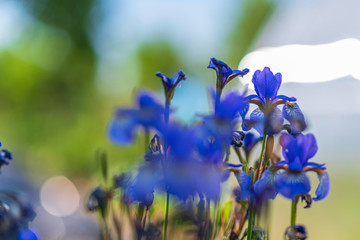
top-left (247, 203), bottom-right (254, 240)
top-left (165, 100), bottom-right (170, 124)
top-left (162, 97), bottom-right (171, 240)
top-left (291, 197), bottom-right (297, 226)
top-left (234, 147), bottom-right (246, 166)
top-left (256, 133), bottom-right (267, 180)
top-left (102, 215), bottom-right (109, 240)
top-left (163, 192), bottom-right (170, 240)
top-left (259, 134), bottom-right (267, 164)
top-left (144, 128), bottom-right (150, 151)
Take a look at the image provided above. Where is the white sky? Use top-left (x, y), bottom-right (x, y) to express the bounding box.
top-left (239, 38), bottom-right (360, 87)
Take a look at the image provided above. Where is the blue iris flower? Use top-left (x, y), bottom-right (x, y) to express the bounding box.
top-left (206, 91), bottom-right (248, 144)
top-left (207, 58), bottom-right (249, 92)
top-left (162, 122), bottom-right (195, 161)
top-left (164, 160), bottom-right (224, 201)
top-left (195, 91), bottom-right (248, 164)
top-left (18, 229), bottom-right (38, 240)
top-left (248, 67), bottom-right (295, 105)
top-left (233, 169), bottom-right (276, 203)
top-left (129, 162), bottom-right (163, 207)
top-left (254, 169), bottom-right (278, 200)
top-left (108, 91), bottom-right (164, 145)
top-left (164, 124), bottom-right (226, 200)
top-left (274, 133), bottom-right (330, 201)
top-left (244, 67), bottom-right (304, 135)
top-left (156, 70), bottom-right (186, 102)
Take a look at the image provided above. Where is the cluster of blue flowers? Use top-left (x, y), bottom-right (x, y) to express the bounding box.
top-left (88, 58), bottom-right (330, 240)
top-left (0, 145), bottom-right (38, 240)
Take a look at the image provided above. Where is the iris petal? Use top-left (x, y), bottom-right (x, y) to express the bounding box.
top-left (234, 171), bottom-right (251, 200)
top-left (304, 162), bottom-right (326, 170)
top-left (313, 172), bottom-right (330, 201)
top-left (267, 107), bottom-right (284, 135)
top-left (273, 95), bottom-right (297, 102)
top-left (18, 229), bottom-right (39, 240)
top-left (283, 102), bottom-right (306, 134)
top-left (280, 133), bottom-right (319, 170)
top-left (108, 117), bottom-right (136, 145)
top-left (227, 68), bottom-right (249, 82)
top-left (275, 172), bottom-right (311, 199)
top-left (297, 134), bottom-right (318, 165)
top-left (250, 108), bottom-right (265, 135)
top-left (254, 169), bottom-right (277, 199)
top-left (252, 67), bottom-right (282, 101)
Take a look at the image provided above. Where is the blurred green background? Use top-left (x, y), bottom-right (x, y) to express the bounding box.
top-left (0, 0), bottom-right (358, 239)
top-left (0, 0), bottom-right (274, 178)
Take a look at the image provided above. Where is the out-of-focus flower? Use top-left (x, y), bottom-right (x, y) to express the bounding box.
top-left (87, 187), bottom-right (109, 213)
top-left (0, 149), bottom-right (12, 167)
top-left (274, 133), bottom-right (330, 200)
top-left (284, 225), bottom-right (307, 240)
top-left (17, 228), bottom-right (38, 240)
top-left (108, 91), bottom-right (164, 145)
top-left (204, 91), bottom-right (248, 147)
top-left (0, 192), bottom-right (36, 239)
top-left (233, 171), bottom-right (251, 202)
top-left (128, 161), bottom-right (162, 207)
top-left (254, 169), bottom-right (278, 200)
top-left (156, 70), bottom-right (186, 102)
top-left (233, 169), bottom-right (277, 203)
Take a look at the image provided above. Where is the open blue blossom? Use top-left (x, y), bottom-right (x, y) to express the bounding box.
top-left (164, 160), bottom-right (224, 201)
top-left (233, 171), bottom-right (251, 202)
top-left (207, 58), bottom-right (249, 92)
top-left (193, 91), bottom-right (248, 165)
top-left (156, 70), bottom-right (186, 102)
top-left (248, 67), bottom-right (295, 106)
top-left (193, 127), bottom-right (224, 165)
top-left (164, 123), bottom-right (227, 200)
top-left (108, 91), bottom-right (164, 145)
top-left (233, 169), bottom-right (276, 203)
top-left (244, 67), bottom-right (298, 135)
top-left (274, 133), bottom-right (330, 200)
top-left (129, 162), bottom-right (163, 207)
top-left (205, 91), bottom-right (248, 146)
top-left (254, 169), bottom-right (278, 200)
top-left (162, 123), bottom-right (195, 161)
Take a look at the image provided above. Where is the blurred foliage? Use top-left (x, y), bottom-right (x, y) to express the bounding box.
top-left (0, 0), bottom-right (110, 178)
top-left (227, 0), bottom-right (275, 67)
top-left (0, 0), bottom-right (277, 179)
top-left (136, 40), bottom-right (183, 91)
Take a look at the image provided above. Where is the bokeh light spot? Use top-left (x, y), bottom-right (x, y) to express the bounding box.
top-left (40, 176), bottom-right (80, 217)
